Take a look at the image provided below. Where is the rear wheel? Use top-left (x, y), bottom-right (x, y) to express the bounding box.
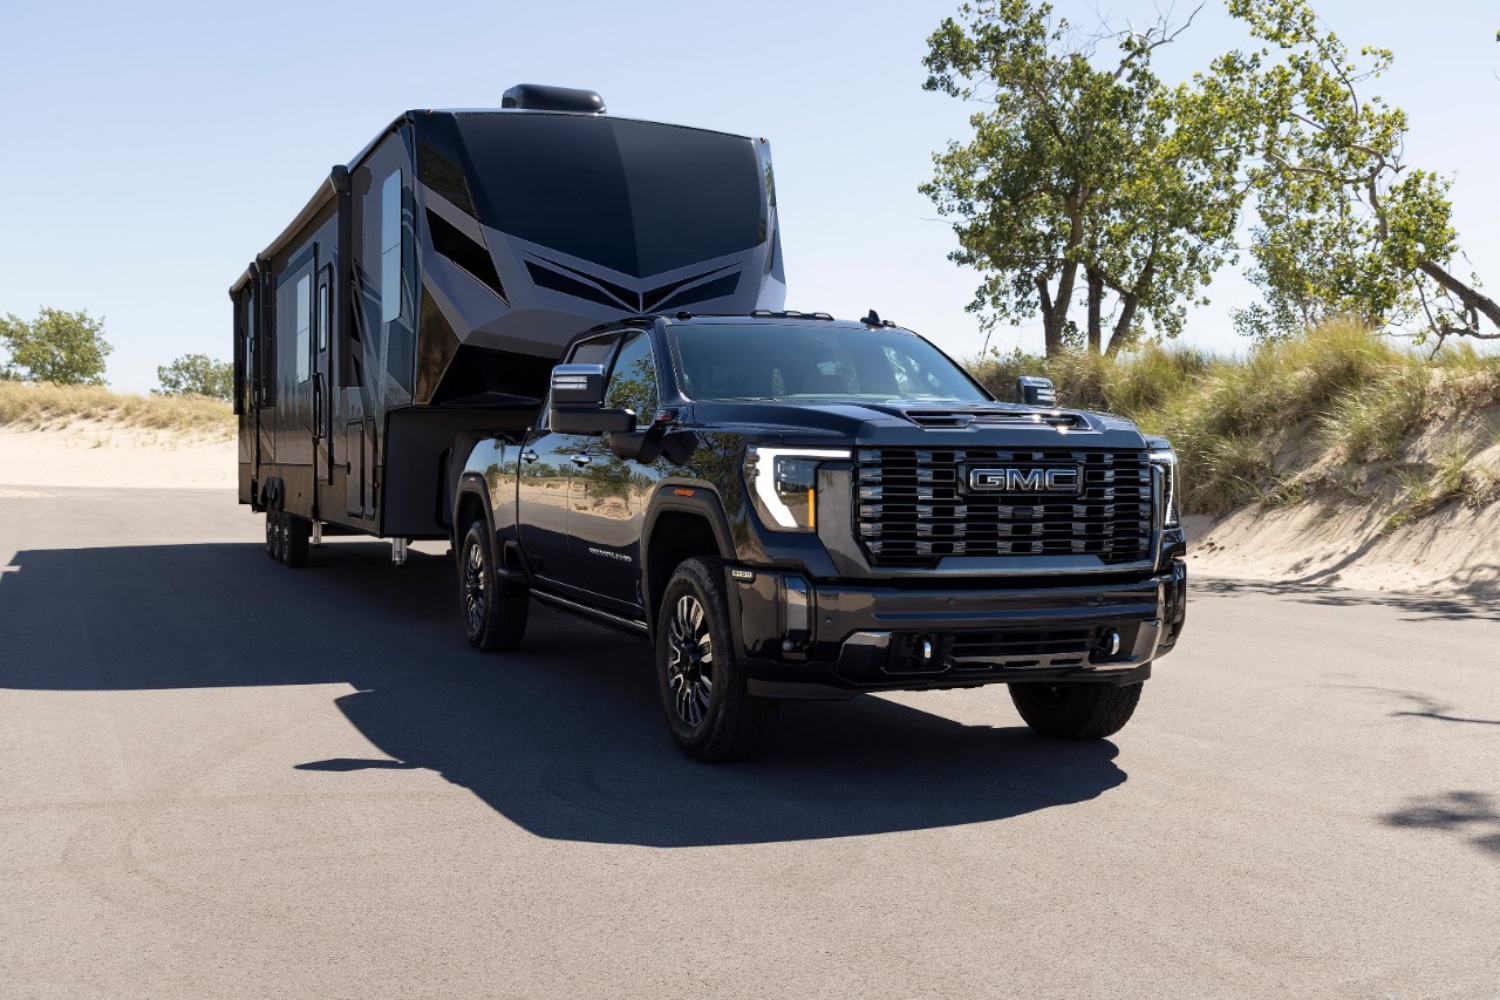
top-left (459, 520), bottom-right (529, 652)
top-left (281, 513), bottom-right (310, 568)
top-left (265, 508), bottom-right (279, 560)
top-left (1009, 680), bottom-right (1143, 740)
top-left (657, 556), bottom-right (779, 762)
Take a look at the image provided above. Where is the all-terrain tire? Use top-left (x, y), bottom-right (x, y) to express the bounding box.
top-left (1009, 680), bottom-right (1143, 740)
top-left (657, 556), bottom-right (779, 762)
top-left (459, 520), bottom-right (529, 652)
top-left (282, 512), bottom-right (310, 568)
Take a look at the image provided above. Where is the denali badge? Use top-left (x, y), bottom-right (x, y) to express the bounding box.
top-left (967, 466), bottom-right (1081, 494)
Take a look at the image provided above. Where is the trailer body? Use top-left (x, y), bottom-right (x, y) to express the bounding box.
top-left (231, 94), bottom-right (784, 542)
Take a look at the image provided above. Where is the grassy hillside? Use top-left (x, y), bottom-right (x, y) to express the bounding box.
top-left (0, 382), bottom-right (234, 435)
top-left (968, 321), bottom-right (1500, 530)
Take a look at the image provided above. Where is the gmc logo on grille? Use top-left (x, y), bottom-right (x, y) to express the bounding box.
top-left (967, 466), bottom-right (1081, 494)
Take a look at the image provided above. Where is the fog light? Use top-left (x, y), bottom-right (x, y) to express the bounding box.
top-left (1099, 629), bottom-right (1121, 658)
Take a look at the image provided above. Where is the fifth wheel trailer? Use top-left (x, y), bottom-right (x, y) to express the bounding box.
top-left (230, 84), bottom-right (786, 564)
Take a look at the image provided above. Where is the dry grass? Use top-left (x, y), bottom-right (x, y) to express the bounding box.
top-left (968, 320), bottom-right (1500, 522)
top-left (0, 382), bottom-right (234, 436)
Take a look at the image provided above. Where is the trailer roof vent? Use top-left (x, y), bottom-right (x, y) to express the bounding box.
top-left (502, 84), bottom-right (605, 114)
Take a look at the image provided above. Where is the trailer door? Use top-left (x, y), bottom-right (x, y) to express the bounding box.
top-left (313, 264), bottom-right (335, 493)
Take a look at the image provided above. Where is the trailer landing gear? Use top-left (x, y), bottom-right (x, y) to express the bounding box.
top-left (392, 538), bottom-right (410, 567)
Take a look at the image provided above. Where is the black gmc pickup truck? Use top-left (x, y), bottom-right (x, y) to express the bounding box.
top-left (449, 312), bottom-right (1187, 761)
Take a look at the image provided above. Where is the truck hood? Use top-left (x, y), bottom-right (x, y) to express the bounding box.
top-left (682, 399), bottom-right (1154, 450)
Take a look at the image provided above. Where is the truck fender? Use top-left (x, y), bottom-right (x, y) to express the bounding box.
top-left (640, 485), bottom-right (737, 630)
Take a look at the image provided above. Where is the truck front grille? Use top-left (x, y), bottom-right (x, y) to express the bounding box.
top-left (855, 448), bottom-right (1152, 567)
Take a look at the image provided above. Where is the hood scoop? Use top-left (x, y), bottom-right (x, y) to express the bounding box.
top-left (903, 408), bottom-right (1084, 430)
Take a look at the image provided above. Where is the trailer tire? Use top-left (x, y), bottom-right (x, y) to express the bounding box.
top-left (281, 513), bottom-right (310, 568)
top-left (459, 520), bottom-right (528, 652)
top-left (1008, 680), bottom-right (1143, 740)
top-left (656, 556), bottom-right (779, 762)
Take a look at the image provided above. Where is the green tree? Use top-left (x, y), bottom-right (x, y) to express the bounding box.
top-left (0, 307), bottom-right (112, 385)
top-left (156, 353), bottom-right (233, 399)
top-left (1223, 0), bottom-right (1500, 350)
top-left (922, 1), bottom-right (1250, 356)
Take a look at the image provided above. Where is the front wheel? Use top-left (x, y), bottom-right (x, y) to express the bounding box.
top-left (1009, 680), bottom-right (1143, 740)
top-left (656, 556), bottom-right (779, 762)
top-left (459, 520), bottom-right (529, 652)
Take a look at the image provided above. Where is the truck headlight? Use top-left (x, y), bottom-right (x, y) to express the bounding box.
top-left (744, 446), bottom-right (851, 532)
top-left (1150, 448), bottom-right (1180, 528)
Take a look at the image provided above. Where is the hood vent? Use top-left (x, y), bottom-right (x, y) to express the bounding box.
top-left (905, 409), bottom-right (1084, 430)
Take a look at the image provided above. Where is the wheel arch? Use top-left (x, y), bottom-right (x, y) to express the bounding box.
top-left (642, 489), bottom-right (736, 637)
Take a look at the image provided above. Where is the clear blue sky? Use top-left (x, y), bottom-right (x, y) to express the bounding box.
top-left (1, 0), bottom-right (1496, 392)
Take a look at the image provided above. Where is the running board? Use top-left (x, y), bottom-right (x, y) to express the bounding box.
top-left (532, 590), bottom-right (650, 640)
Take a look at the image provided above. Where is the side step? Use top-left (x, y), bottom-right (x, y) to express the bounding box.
top-left (531, 590), bottom-right (650, 640)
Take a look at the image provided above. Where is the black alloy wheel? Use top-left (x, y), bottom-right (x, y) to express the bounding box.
top-left (665, 594), bottom-right (714, 729)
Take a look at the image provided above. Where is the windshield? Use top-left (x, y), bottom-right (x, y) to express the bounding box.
top-left (668, 324), bottom-right (989, 404)
top-left (454, 115), bottom-right (764, 279)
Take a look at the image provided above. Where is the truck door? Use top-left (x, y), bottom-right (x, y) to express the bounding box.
top-left (515, 424), bottom-right (573, 584)
top-left (562, 329), bottom-right (660, 613)
top-left (517, 332), bottom-right (619, 589)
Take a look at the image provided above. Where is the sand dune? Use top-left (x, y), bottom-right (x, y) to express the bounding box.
top-left (0, 422), bottom-right (235, 490)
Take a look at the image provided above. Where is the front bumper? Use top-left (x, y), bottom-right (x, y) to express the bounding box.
top-left (730, 560), bottom-right (1187, 699)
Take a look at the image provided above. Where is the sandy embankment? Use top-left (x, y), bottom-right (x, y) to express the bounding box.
top-left (0, 422), bottom-right (236, 491)
top-left (1187, 504), bottom-right (1500, 598)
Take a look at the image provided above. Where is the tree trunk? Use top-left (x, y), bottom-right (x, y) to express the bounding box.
top-left (1036, 275), bottom-right (1061, 356)
top-left (1086, 269), bottom-right (1103, 354)
top-left (1417, 259), bottom-right (1500, 329)
top-left (1105, 293), bottom-right (1138, 356)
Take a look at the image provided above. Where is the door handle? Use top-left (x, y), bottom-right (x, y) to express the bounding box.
top-left (521, 450), bottom-right (539, 464)
top-left (571, 454), bottom-right (591, 466)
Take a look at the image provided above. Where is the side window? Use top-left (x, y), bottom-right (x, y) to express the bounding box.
top-left (295, 275), bottom-right (312, 383)
top-left (380, 169), bottom-right (403, 323)
top-left (570, 334), bottom-right (618, 368)
top-left (606, 331), bottom-right (658, 418)
top-left (539, 333), bottom-right (618, 431)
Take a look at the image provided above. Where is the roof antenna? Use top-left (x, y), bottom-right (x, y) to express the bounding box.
top-left (861, 310), bottom-right (882, 326)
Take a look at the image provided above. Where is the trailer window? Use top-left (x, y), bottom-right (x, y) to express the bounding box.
top-left (380, 170), bottom-right (403, 323)
top-left (295, 275), bottom-right (311, 383)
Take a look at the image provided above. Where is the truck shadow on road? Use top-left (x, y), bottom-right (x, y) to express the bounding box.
top-left (0, 541), bottom-right (1127, 847)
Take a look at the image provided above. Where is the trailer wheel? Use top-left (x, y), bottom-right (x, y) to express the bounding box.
top-left (265, 509), bottom-right (279, 560)
top-left (656, 556), bottom-right (779, 762)
top-left (1008, 680), bottom-right (1143, 740)
top-left (459, 520), bottom-right (528, 652)
top-left (281, 513), bottom-right (310, 568)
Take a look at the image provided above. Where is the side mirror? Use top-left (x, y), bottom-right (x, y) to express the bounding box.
top-left (550, 363), bottom-right (637, 435)
top-left (1015, 376), bottom-right (1057, 407)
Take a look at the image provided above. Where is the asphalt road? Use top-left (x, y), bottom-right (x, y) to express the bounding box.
top-left (2, 487), bottom-right (1498, 999)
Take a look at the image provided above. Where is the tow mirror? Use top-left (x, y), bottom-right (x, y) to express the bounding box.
top-left (1015, 376), bottom-right (1057, 407)
top-left (550, 363), bottom-right (637, 435)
